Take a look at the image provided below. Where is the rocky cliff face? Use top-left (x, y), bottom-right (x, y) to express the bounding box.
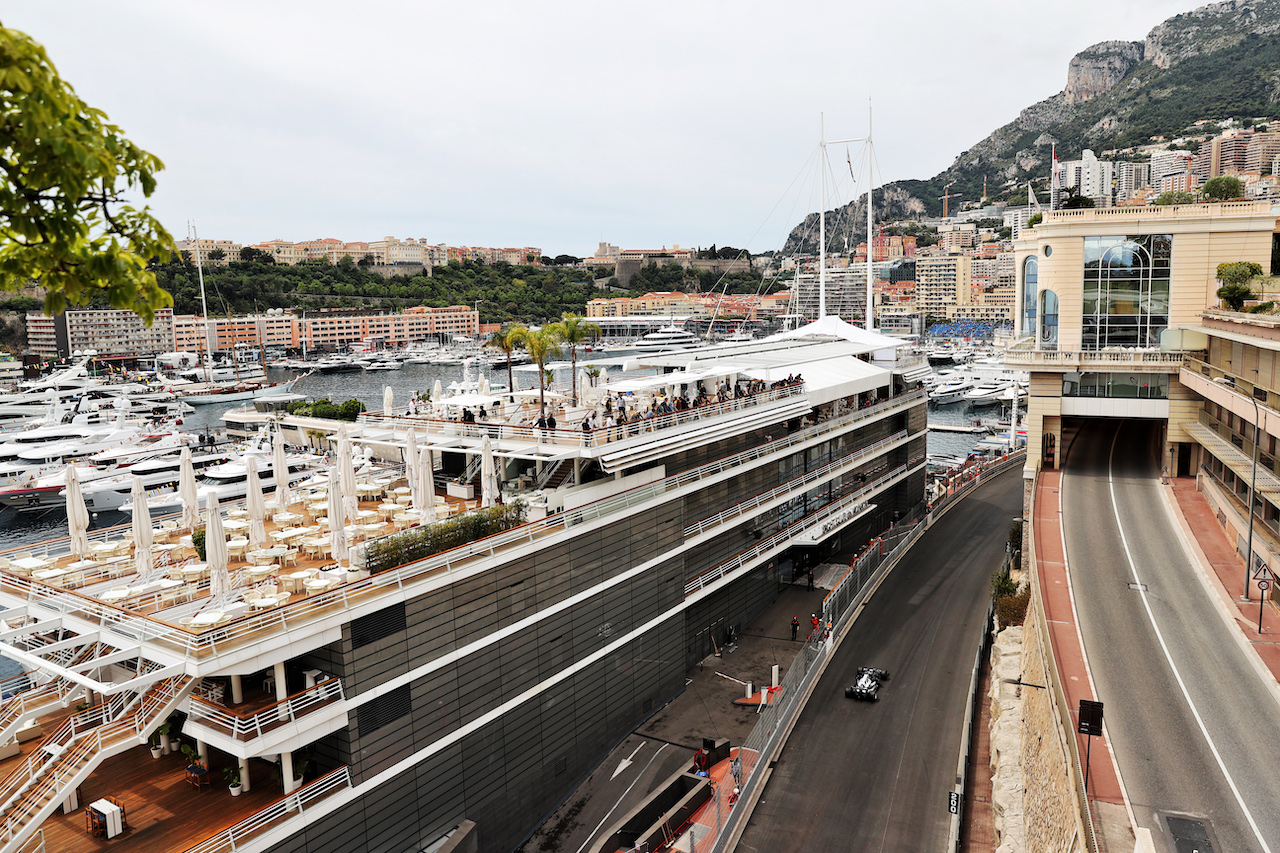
top-left (782, 0), bottom-right (1280, 253)
top-left (1146, 0), bottom-right (1280, 68)
top-left (1063, 41), bottom-right (1145, 104)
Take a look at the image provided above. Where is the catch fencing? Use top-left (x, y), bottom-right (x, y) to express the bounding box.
top-left (705, 450), bottom-right (1026, 853)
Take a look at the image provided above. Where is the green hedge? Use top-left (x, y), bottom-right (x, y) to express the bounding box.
top-left (285, 397), bottom-right (366, 421)
top-left (364, 502), bottom-right (527, 574)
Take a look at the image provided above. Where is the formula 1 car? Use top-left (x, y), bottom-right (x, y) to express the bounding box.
top-left (845, 667), bottom-right (890, 701)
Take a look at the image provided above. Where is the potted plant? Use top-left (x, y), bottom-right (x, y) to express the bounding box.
top-left (224, 766), bottom-right (242, 797)
top-left (150, 729), bottom-right (164, 759)
top-left (156, 722), bottom-right (172, 755)
top-left (192, 528), bottom-right (207, 561)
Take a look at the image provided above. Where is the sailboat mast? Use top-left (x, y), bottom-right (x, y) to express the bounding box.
top-left (190, 223), bottom-right (213, 384)
top-left (865, 102), bottom-right (875, 332)
top-left (818, 113), bottom-right (827, 320)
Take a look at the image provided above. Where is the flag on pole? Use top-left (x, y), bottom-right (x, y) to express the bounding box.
top-left (1050, 144), bottom-right (1061, 211)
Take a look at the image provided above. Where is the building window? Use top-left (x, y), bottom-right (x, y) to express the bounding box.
top-left (1022, 257), bottom-right (1038, 334)
top-left (1040, 290), bottom-right (1059, 351)
top-left (1061, 371), bottom-right (1168, 398)
top-left (1082, 235), bottom-right (1171, 350)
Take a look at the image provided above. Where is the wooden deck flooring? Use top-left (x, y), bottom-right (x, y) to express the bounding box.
top-left (19, 480), bottom-right (473, 626)
top-left (36, 742), bottom-right (291, 853)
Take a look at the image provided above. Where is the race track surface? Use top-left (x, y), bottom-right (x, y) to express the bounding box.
top-left (737, 467), bottom-right (1022, 853)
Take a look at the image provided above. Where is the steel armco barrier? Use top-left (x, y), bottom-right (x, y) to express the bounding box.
top-left (707, 450), bottom-right (1026, 853)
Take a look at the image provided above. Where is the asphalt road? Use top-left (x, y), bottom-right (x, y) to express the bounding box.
top-left (1063, 420), bottom-right (1280, 853)
top-left (736, 467), bottom-right (1022, 853)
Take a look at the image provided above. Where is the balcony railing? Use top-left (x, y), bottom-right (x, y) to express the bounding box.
top-left (1002, 347), bottom-right (1195, 369)
top-left (181, 766), bottom-right (353, 853)
top-left (0, 391), bottom-right (924, 660)
top-left (684, 462), bottom-right (916, 596)
top-left (358, 383), bottom-right (807, 449)
top-left (187, 677), bottom-right (345, 742)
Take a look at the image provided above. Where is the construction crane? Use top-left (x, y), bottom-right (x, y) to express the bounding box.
top-left (940, 181), bottom-right (962, 218)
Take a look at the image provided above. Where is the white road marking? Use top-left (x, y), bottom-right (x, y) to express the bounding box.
top-left (1106, 428), bottom-right (1273, 853)
top-left (611, 742), bottom-right (645, 780)
top-left (575, 743), bottom-right (668, 853)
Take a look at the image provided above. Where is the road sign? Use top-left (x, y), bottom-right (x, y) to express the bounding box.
top-left (1258, 579), bottom-right (1271, 591)
top-left (948, 791), bottom-right (960, 815)
top-left (1078, 699), bottom-right (1104, 736)
top-left (1252, 563), bottom-right (1274, 580)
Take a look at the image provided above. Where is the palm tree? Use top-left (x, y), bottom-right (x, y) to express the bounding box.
top-left (547, 314), bottom-right (601, 404)
top-left (488, 324), bottom-right (527, 401)
top-left (510, 327), bottom-right (562, 418)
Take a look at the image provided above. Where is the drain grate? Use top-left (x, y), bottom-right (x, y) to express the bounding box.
top-left (1167, 816), bottom-right (1213, 853)
top-left (1127, 582), bottom-right (1149, 591)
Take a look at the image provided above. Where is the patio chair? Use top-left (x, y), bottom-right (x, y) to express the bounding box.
top-left (184, 762), bottom-right (210, 790)
top-left (281, 549), bottom-right (299, 569)
top-left (86, 807), bottom-right (106, 837)
top-left (107, 796), bottom-right (128, 830)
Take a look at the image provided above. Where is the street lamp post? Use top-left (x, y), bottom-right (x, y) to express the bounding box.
top-left (1214, 376), bottom-right (1261, 602)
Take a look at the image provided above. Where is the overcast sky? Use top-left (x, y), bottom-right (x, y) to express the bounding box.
top-left (8, 1), bottom-right (1192, 256)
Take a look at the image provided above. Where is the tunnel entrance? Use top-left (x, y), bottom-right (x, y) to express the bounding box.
top-left (1059, 417), bottom-right (1167, 473)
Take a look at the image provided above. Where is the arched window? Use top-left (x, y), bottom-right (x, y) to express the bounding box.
top-left (1082, 235), bottom-right (1171, 349)
top-left (1022, 257), bottom-right (1038, 336)
top-left (1040, 289), bottom-right (1059, 350)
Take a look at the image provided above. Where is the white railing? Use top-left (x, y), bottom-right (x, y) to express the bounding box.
top-left (0, 391), bottom-right (925, 661)
top-left (1002, 347), bottom-right (1194, 368)
top-left (357, 384), bottom-right (807, 449)
top-left (683, 431), bottom-right (912, 538)
top-left (684, 463), bottom-right (912, 596)
top-left (181, 766), bottom-right (353, 853)
top-left (187, 677), bottom-right (344, 741)
top-left (0, 674), bottom-right (190, 847)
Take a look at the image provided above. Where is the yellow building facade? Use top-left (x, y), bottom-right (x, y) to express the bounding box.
top-left (1008, 201), bottom-right (1279, 472)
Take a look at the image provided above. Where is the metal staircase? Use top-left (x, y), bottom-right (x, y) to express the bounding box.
top-left (0, 673), bottom-right (194, 853)
top-left (0, 643), bottom-right (109, 747)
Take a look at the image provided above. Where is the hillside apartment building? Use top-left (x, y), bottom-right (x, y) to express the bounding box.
top-left (1008, 199), bottom-right (1280, 591)
top-left (25, 306), bottom-right (478, 361)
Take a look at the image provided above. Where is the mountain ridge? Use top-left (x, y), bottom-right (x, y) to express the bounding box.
top-left (784, 0), bottom-right (1280, 255)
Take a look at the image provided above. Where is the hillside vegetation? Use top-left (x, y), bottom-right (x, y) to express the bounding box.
top-left (785, 0), bottom-right (1280, 254)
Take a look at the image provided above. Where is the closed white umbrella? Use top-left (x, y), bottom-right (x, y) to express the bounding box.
top-left (479, 376), bottom-right (491, 396)
top-left (337, 427), bottom-right (358, 526)
top-left (206, 490), bottom-right (230, 600)
top-left (328, 467), bottom-right (349, 567)
top-left (417, 444), bottom-right (436, 523)
top-left (65, 465), bottom-right (90, 559)
top-left (272, 429), bottom-right (291, 513)
top-left (480, 436), bottom-right (497, 508)
top-left (246, 457), bottom-right (267, 550)
top-left (130, 475), bottom-right (154, 578)
top-left (431, 379), bottom-right (443, 403)
top-left (383, 384), bottom-right (394, 417)
top-left (403, 426), bottom-right (418, 508)
top-left (579, 368), bottom-right (590, 396)
top-left (179, 447), bottom-right (199, 532)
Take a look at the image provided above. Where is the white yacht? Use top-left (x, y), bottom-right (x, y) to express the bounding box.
top-left (123, 433), bottom-right (324, 514)
top-left (928, 378), bottom-right (977, 405)
top-left (0, 436), bottom-right (217, 513)
top-left (963, 378), bottom-right (1014, 406)
top-left (0, 420), bottom-right (159, 489)
top-left (628, 326), bottom-right (704, 353)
